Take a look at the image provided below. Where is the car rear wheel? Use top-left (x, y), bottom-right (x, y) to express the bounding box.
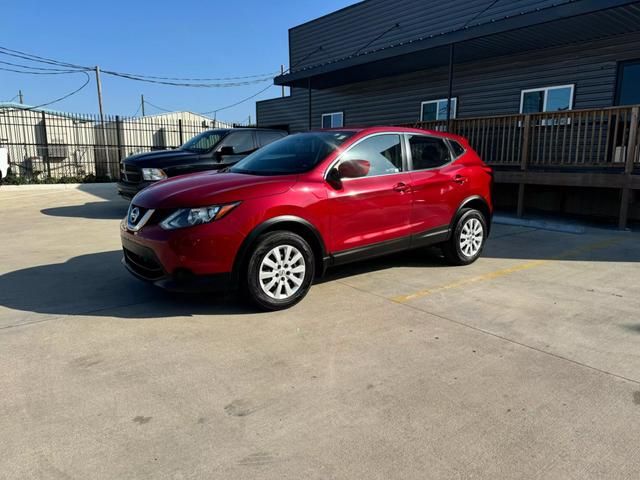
top-left (245, 231), bottom-right (315, 311)
top-left (442, 208), bottom-right (487, 266)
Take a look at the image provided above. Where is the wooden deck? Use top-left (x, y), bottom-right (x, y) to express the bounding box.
top-left (406, 105), bottom-right (640, 228)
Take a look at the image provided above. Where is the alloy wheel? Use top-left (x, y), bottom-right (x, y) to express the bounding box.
top-left (459, 218), bottom-right (484, 257)
top-left (258, 245), bottom-right (306, 300)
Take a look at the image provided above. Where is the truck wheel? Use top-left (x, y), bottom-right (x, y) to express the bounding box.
top-left (442, 208), bottom-right (487, 266)
top-left (245, 231), bottom-right (315, 311)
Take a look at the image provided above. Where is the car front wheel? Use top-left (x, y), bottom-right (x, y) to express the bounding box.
top-left (245, 231), bottom-right (315, 311)
top-left (442, 208), bottom-right (487, 266)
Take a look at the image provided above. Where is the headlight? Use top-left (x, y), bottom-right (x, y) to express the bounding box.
top-left (142, 168), bottom-right (167, 181)
top-left (160, 202), bottom-right (240, 230)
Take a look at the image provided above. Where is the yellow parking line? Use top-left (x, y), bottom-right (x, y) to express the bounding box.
top-left (392, 236), bottom-right (626, 303)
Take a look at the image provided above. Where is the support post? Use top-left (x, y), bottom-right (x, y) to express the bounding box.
top-left (18, 90), bottom-right (24, 104)
top-left (141, 94), bottom-right (145, 116)
top-left (94, 66), bottom-right (112, 178)
top-left (619, 106), bottom-right (639, 229)
top-left (517, 115), bottom-right (532, 218)
top-left (178, 119), bottom-right (184, 145)
top-left (115, 115), bottom-right (123, 164)
top-left (446, 43), bottom-right (455, 131)
top-left (308, 78), bottom-right (313, 131)
top-left (40, 111), bottom-right (51, 180)
top-left (281, 65), bottom-right (285, 98)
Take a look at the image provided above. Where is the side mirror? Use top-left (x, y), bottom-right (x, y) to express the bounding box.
top-left (216, 146), bottom-right (235, 160)
top-left (338, 159), bottom-right (370, 179)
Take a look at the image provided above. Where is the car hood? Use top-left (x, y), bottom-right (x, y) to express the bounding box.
top-left (123, 149), bottom-right (200, 168)
top-left (132, 171), bottom-right (297, 209)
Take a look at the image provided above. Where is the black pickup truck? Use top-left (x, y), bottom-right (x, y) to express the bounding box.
top-left (117, 128), bottom-right (287, 199)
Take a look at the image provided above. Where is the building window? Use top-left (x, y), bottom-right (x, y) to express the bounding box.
top-left (520, 85), bottom-right (574, 114)
top-left (616, 60), bottom-right (640, 106)
top-left (322, 112), bottom-right (344, 128)
top-left (421, 98), bottom-right (457, 122)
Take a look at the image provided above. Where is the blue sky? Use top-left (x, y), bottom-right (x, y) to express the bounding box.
top-left (0, 0), bottom-right (357, 123)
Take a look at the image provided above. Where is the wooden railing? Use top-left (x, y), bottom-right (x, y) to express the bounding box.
top-left (407, 105), bottom-right (640, 170)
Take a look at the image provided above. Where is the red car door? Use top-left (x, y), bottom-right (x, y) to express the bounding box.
top-left (326, 133), bottom-right (413, 257)
top-left (405, 134), bottom-right (470, 238)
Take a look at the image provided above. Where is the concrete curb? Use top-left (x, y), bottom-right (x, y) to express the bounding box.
top-left (493, 214), bottom-right (587, 234)
top-left (0, 182), bottom-right (117, 192)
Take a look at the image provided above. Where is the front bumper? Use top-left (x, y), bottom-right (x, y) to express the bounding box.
top-left (117, 181), bottom-right (154, 199)
top-left (121, 234), bottom-right (236, 293)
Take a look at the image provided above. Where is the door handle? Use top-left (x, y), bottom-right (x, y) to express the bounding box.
top-left (452, 174), bottom-right (467, 184)
top-left (393, 182), bottom-right (411, 193)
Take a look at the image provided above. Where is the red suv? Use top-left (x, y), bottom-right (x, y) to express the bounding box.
top-left (121, 127), bottom-right (492, 310)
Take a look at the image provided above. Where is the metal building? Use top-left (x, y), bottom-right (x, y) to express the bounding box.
top-left (256, 0), bottom-right (640, 226)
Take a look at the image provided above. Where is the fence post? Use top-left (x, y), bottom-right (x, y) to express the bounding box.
top-left (178, 119), bottom-right (184, 145)
top-left (517, 115), bottom-right (531, 217)
top-left (115, 115), bottom-right (123, 164)
top-left (618, 106), bottom-right (639, 229)
top-left (40, 111), bottom-right (52, 180)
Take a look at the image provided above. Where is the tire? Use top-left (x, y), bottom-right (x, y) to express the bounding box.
top-left (245, 231), bottom-right (315, 311)
top-left (442, 208), bottom-right (487, 266)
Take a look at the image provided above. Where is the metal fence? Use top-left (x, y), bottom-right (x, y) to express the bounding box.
top-left (0, 108), bottom-right (240, 183)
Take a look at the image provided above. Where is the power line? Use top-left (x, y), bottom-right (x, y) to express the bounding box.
top-left (4, 72), bottom-right (91, 111)
top-left (0, 45), bottom-right (278, 88)
top-left (351, 23), bottom-right (400, 57)
top-left (144, 99), bottom-right (175, 113)
top-left (2, 94), bottom-right (18, 103)
top-left (0, 46), bottom-right (89, 70)
top-left (101, 70), bottom-right (273, 88)
top-left (460, 0), bottom-right (502, 29)
top-left (0, 59), bottom-right (79, 72)
top-left (103, 71), bottom-right (280, 82)
top-left (201, 83), bottom-right (276, 114)
top-left (0, 66), bottom-right (81, 75)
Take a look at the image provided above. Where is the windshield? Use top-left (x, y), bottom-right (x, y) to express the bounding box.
top-left (230, 131), bottom-right (355, 175)
top-left (181, 130), bottom-right (227, 153)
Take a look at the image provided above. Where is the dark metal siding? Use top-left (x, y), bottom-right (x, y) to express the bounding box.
top-left (289, 0), bottom-right (573, 71)
top-left (257, 32), bottom-right (640, 131)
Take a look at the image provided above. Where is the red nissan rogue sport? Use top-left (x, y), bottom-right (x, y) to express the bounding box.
top-left (121, 127), bottom-right (492, 310)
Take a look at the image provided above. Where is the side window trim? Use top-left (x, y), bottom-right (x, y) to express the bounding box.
top-left (405, 133), bottom-right (455, 172)
top-left (324, 132), bottom-right (407, 180)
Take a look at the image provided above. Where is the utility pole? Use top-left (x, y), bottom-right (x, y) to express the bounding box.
top-left (94, 66), bottom-right (112, 178)
top-left (18, 90), bottom-right (24, 104)
top-left (141, 94), bottom-right (145, 116)
top-left (281, 65), bottom-right (285, 97)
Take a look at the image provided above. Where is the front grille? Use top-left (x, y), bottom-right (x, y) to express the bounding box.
top-left (123, 247), bottom-right (164, 280)
top-left (121, 164), bottom-right (142, 183)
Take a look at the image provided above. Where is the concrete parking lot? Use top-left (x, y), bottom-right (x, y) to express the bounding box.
top-left (1, 184), bottom-right (639, 479)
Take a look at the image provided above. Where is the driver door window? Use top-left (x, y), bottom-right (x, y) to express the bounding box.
top-left (221, 131), bottom-right (256, 155)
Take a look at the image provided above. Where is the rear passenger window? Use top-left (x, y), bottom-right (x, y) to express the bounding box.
top-left (449, 140), bottom-right (465, 158)
top-left (340, 134), bottom-right (403, 177)
top-left (408, 135), bottom-right (451, 170)
top-left (258, 131), bottom-right (285, 147)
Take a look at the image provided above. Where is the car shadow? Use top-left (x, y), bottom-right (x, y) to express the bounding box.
top-left (41, 200), bottom-right (129, 220)
top-left (0, 251), bottom-right (254, 320)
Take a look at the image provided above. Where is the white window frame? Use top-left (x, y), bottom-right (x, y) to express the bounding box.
top-left (519, 84), bottom-right (575, 114)
top-left (420, 98), bottom-right (457, 122)
top-left (321, 112), bottom-right (344, 128)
